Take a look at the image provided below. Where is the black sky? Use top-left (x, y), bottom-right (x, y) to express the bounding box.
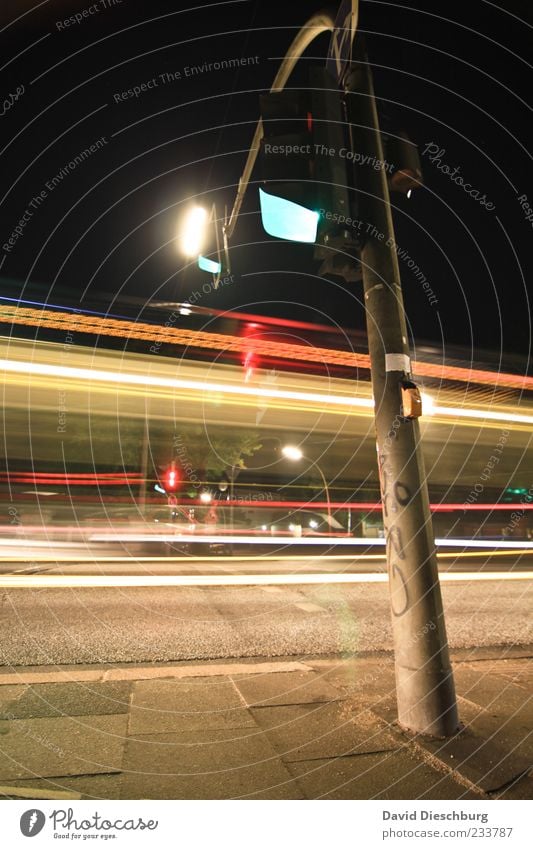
top-left (1, 0), bottom-right (532, 363)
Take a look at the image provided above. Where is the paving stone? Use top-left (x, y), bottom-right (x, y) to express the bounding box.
top-left (372, 687), bottom-right (532, 796)
top-left (0, 714), bottom-right (127, 780)
top-left (234, 670), bottom-right (342, 708)
top-left (309, 657), bottom-right (397, 703)
top-left (491, 770), bottom-right (533, 800)
top-left (454, 667), bottom-right (533, 715)
top-left (0, 682), bottom-right (131, 719)
top-left (3, 774), bottom-right (123, 800)
top-left (0, 686), bottom-right (28, 715)
top-left (121, 728), bottom-right (304, 799)
top-left (287, 750), bottom-right (479, 800)
top-left (0, 669), bottom-right (104, 686)
top-left (451, 646), bottom-right (533, 663)
top-left (129, 677), bottom-right (255, 734)
top-left (476, 660), bottom-right (533, 689)
top-left (103, 660), bottom-right (309, 681)
top-left (410, 697), bottom-right (533, 794)
top-left (251, 701), bottom-right (400, 762)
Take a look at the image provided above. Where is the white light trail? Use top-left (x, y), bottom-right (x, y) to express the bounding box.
top-left (84, 534), bottom-right (533, 549)
top-left (2, 550), bottom-right (530, 563)
top-left (2, 356), bottom-right (532, 425)
top-left (0, 359), bottom-right (374, 411)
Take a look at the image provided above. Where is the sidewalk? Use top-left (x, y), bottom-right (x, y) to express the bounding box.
top-left (0, 647), bottom-right (531, 800)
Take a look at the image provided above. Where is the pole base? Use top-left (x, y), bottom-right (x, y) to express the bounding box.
top-left (396, 664), bottom-right (460, 738)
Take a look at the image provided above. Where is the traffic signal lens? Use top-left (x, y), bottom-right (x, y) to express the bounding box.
top-left (198, 255), bottom-right (221, 274)
top-left (259, 188), bottom-right (319, 243)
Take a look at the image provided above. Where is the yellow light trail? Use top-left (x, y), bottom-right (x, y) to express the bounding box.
top-left (2, 302), bottom-right (532, 392)
top-left (0, 571), bottom-right (531, 588)
top-left (0, 357), bottom-right (373, 412)
top-left (2, 357), bottom-right (533, 426)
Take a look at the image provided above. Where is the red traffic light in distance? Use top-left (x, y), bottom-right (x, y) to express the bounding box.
top-left (164, 462), bottom-right (180, 493)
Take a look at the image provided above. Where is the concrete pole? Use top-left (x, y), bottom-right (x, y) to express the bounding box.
top-left (345, 49), bottom-right (460, 737)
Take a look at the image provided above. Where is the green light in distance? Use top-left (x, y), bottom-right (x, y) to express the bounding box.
top-left (198, 255), bottom-right (221, 274)
top-left (259, 188), bottom-right (319, 243)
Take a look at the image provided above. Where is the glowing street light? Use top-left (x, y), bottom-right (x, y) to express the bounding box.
top-left (179, 206), bottom-right (208, 257)
top-left (281, 445), bottom-right (303, 462)
top-left (199, 490), bottom-right (213, 504)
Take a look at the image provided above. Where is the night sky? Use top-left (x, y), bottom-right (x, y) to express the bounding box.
top-left (1, 0), bottom-right (532, 364)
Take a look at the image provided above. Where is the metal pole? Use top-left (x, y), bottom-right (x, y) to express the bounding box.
top-left (345, 48), bottom-right (459, 737)
top-left (138, 416), bottom-right (149, 516)
top-left (308, 458), bottom-right (332, 528)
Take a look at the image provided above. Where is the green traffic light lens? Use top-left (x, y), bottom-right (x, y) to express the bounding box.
top-left (259, 188), bottom-right (319, 243)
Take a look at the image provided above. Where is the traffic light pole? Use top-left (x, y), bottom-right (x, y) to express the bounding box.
top-left (344, 50), bottom-right (459, 737)
top-left (225, 5), bottom-right (459, 738)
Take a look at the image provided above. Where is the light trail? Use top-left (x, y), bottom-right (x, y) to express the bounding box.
top-left (2, 355), bottom-right (532, 426)
top-left (2, 500), bottom-right (533, 511)
top-left (0, 357), bottom-right (374, 412)
top-left (1, 571), bottom-right (531, 588)
top-left (83, 534), bottom-right (533, 548)
top-left (2, 535), bottom-right (533, 552)
top-left (1, 549), bottom-right (531, 563)
top-left (2, 301), bottom-right (532, 392)
top-left (433, 404), bottom-right (533, 425)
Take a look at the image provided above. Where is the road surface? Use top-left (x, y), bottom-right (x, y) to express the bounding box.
top-left (1, 574), bottom-right (531, 667)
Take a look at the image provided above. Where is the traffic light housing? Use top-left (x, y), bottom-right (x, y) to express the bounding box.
top-left (259, 82), bottom-right (317, 241)
top-left (385, 130), bottom-right (423, 194)
top-left (259, 67), bottom-right (357, 261)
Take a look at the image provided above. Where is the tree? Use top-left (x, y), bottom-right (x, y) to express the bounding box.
top-left (173, 424), bottom-right (262, 484)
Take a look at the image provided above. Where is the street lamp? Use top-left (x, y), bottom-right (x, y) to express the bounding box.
top-left (179, 206), bottom-right (208, 257)
top-left (281, 444), bottom-right (332, 528)
top-left (281, 444), bottom-right (303, 462)
top-left (178, 203), bottom-right (224, 280)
